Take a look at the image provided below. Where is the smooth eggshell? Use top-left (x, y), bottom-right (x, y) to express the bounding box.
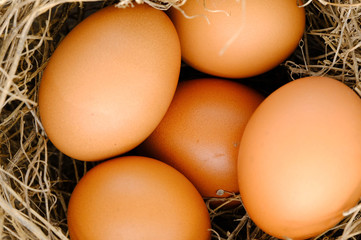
top-left (67, 156), bottom-right (211, 240)
top-left (39, 5), bottom-right (181, 161)
top-left (138, 78), bottom-right (264, 198)
top-left (168, 0), bottom-right (305, 78)
top-left (238, 76), bottom-right (361, 239)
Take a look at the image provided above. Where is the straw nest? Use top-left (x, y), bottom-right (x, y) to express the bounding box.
top-left (0, 0), bottom-right (361, 239)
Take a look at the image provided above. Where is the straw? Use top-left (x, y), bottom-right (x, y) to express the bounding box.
top-left (0, 0), bottom-right (361, 239)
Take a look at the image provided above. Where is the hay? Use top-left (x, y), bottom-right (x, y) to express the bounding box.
top-left (286, 0), bottom-right (361, 96)
top-left (0, 0), bottom-right (361, 239)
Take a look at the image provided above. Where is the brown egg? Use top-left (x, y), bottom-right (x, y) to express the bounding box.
top-left (138, 78), bottom-right (264, 198)
top-left (67, 156), bottom-right (211, 240)
top-left (168, 0), bottom-right (305, 78)
top-left (238, 76), bottom-right (361, 239)
top-left (38, 4), bottom-right (181, 161)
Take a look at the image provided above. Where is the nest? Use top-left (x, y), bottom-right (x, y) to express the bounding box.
top-left (0, 0), bottom-right (361, 239)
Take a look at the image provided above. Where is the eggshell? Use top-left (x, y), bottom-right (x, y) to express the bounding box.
top-left (38, 4), bottom-right (181, 161)
top-left (168, 0), bottom-right (305, 78)
top-left (238, 76), bottom-right (361, 239)
top-left (138, 78), bottom-right (264, 198)
top-left (67, 156), bottom-right (211, 240)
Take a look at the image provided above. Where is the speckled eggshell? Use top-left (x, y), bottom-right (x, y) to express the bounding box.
top-left (138, 78), bottom-right (264, 198)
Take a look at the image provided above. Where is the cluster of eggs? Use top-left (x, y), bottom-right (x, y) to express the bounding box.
top-left (38, 1), bottom-right (361, 240)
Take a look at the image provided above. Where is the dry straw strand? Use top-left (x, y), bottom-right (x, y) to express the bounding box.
top-left (286, 0), bottom-right (361, 94)
top-left (1, 0), bottom-right (361, 239)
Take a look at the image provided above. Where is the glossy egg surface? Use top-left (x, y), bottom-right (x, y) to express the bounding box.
top-left (238, 76), bottom-right (361, 239)
top-left (39, 4), bottom-right (181, 161)
top-left (67, 156), bottom-right (211, 240)
top-left (139, 78), bottom-right (264, 198)
top-left (169, 0), bottom-right (305, 78)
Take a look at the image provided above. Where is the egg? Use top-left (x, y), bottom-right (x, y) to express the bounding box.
top-left (138, 78), bottom-right (264, 198)
top-left (238, 76), bottom-right (361, 239)
top-left (67, 156), bottom-right (211, 240)
top-left (168, 0), bottom-right (305, 78)
top-left (38, 4), bottom-right (181, 161)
